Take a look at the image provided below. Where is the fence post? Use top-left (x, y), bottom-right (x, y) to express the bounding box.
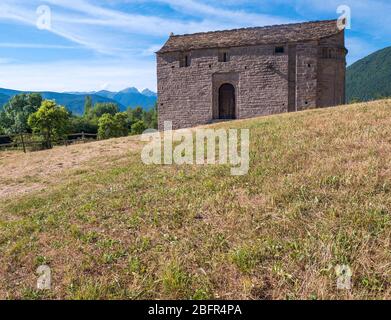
top-left (20, 133), bottom-right (26, 153)
top-left (82, 131), bottom-right (85, 143)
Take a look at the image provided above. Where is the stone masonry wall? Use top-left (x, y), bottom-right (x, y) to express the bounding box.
top-left (296, 41), bottom-right (319, 111)
top-left (157, 44), bottom-right (291, 130)
top-left (157, 31), bottom-right (346, 130)
top-left (317, 31), bottom-right (346, 107)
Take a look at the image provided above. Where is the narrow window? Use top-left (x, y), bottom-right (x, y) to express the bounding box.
top-left (275, 46), bottom-right (284, 54)
top-left (180, 53), bottom-right (190, 67)
top-left (218, 51), bottom-right (229, 62)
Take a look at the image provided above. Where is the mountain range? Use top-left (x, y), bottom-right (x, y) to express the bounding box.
top-left (346, 46), bottom-right (391, 102)
top-left (0, 87), bottom-right (157, 115)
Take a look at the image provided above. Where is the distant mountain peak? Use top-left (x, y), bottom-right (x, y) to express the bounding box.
top-left (141, 89), bottom-right (157, 97)
top-left (120, 87), bottom-right (140, 94)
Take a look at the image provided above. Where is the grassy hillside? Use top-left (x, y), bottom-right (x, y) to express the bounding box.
top-left (1, 100), bottom-right (390, 299)
top-left (346, 46), bottom-right (391, 102)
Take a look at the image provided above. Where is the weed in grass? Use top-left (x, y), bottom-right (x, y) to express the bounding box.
top-left (162, 263), bottom-right (192, 298)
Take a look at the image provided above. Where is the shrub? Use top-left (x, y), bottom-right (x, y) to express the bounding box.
top-left (131, 120), bottom-right (146, 135)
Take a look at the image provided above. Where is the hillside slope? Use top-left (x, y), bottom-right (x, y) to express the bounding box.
top-left (346, 46), bottom-right (391, 102)
top-left (1, 100), bottom-right (390, 300)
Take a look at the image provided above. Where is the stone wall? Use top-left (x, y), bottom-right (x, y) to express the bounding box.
top-left (157, 31), bottom-right (346, 130)
top-left (317, 31), bottom-right (346, 107)
top-left (157, 44), bottom-right (290, 130)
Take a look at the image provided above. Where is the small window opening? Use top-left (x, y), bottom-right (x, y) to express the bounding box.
top-left (219, 51), bottom-right (229, 62)
top-left (180, 53), bottom-right (190, 67)
top-left (275, 46), bottom-right (284, 54)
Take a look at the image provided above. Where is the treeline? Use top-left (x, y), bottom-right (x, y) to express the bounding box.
top-left (0, 93), bottom-right (158, 149)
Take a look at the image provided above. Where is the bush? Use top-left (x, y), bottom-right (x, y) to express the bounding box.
top-left (98, 112), bottom-right (130, 140)
top-left (131, 120), bottom-right (146, 135)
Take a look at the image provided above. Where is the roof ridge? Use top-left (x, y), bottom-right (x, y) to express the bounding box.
top-left (158, 19), bottom-right (341, 54)
top-left (170, 19), bottom-right (338, 38)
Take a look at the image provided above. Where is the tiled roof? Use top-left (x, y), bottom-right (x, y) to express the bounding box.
top-left (158, 20), bottom-right (341, 53)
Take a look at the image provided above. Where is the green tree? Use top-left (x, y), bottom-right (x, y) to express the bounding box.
top-left (98, 113), bottom-right (116, 139)
top-left (91, 103), bottom-right (119, 118)
top-left (143, 103), bottom-right (158, 129)
top-left (114, 112), bottom-right (130, 137)
top-left (126, 106), bottom-right (143, 124)
top-left (98, 112), bottom-right (130, 140)
top-left (28, 100), bottom-right (69, 149)
top-left (84, 96), bottom-right (93, 116)
top-left (0, 93), bottom-right (42, 134)
top-left (68, 116), bottom-right (98, 134)
top-left (131, 120), bottom-right (146, 135)
top-left (133, 106), bottom-right (143, 121)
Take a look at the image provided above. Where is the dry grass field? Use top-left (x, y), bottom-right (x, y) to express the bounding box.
top-left (0, 100), bottom-right (390, 299)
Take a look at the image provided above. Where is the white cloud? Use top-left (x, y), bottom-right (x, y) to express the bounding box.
top-left (0, 57), bottom-right (14, 64)
top-left (138, 0), bottom-right (294, 26)
top-left (0, 43), bottom-right (77, 49)
top-left (0, 0), bottom-right (294, 55)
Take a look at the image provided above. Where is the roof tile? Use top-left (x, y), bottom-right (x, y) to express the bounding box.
top-left (158, 20), bottom-right (341, 53)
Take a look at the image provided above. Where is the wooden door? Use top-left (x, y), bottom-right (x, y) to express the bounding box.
top-left (219, 84), bottom-right (236, 119)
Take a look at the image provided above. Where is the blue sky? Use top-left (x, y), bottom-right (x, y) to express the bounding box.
top-left (0, 0), bottom-right (390, 92)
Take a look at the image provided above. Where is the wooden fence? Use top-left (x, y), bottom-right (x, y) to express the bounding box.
top-left (0, 132), bottom-right (98, 153)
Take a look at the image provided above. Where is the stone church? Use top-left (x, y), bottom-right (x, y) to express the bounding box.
top-left (156, 20), bottom-right (347, 130)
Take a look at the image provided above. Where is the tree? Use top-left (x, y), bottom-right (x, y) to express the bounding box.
top-left (132, 106), bottom-right (143, 121)
top-left (68, 116), bottom-right (98, 134)
top-left (0, 93), bottom-right (42, 134)
top-left (143, 103), bottom-right (158, 129)
top-left (91, 103), bottom-right (119, 118)
top-left (97, 112), bottom-right (130, 140)
top-left (84, 96), bottom-right (93, 116)
top-left (126, 106), bottom-right (143, 123)
top-left (28, 100), bottom-right (69, 149)
top-left (98, 114), bottom-right (116, 140)
top-left (114, 112), bottom-right (130, 137)
top-left (131, 120), bottom-right (146, 135)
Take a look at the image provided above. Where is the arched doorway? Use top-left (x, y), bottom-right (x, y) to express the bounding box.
top-left (218, 83), bottom-right (236, 119)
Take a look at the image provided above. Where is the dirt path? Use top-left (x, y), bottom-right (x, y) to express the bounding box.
top-left (0, 136), bottom-right (142, 199)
